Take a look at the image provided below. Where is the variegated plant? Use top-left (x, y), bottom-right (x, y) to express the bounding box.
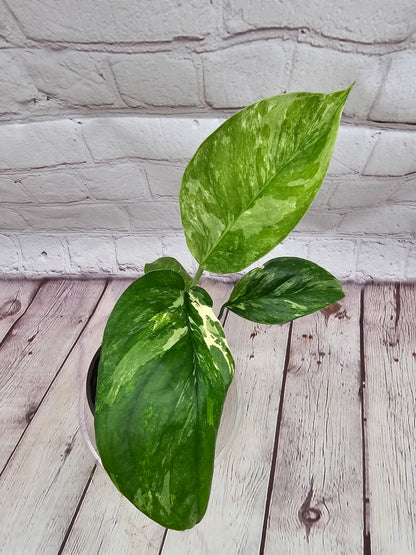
top-left (95, 86), bottom-right (352, 530)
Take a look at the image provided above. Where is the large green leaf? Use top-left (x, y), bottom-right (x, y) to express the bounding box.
top-left (222, 257), bottom-right (344, 324)
top-left (144, 256), bottom-right (192, 287)
top-left (94, 270), bottom-right (234, 530)
top-left (180, 87), bottom-right (352, 274)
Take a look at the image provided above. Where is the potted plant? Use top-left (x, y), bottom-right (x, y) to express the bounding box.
top-left (92, 86), bottom-right (352, 530)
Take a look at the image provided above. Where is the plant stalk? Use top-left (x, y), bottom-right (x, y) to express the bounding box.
top-left (190, 265), bottom-right (204, 288)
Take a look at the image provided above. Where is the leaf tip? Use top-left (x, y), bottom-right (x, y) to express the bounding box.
top-left (339, 82), bottom-right (355, 103)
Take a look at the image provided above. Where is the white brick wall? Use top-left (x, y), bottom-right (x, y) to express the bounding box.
top-left (111, 54), bottom-right (201, 108)
top-left (0, 1), bottom-right (414, 124)
top-left (4, 0), bottom-right (215, 43)
top-left (0, 118), bottom-right (414, 280)
top-left (0, 0), bottom-right (414, 280)
top-left (223, 0), bottom-right (415, 44)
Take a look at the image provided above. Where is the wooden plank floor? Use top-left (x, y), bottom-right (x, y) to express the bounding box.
top-left (0, 278), bottom-right (415, 555)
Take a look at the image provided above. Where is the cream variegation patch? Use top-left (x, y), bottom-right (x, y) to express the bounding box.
top-left (188, 290), bottom-right (234, 382)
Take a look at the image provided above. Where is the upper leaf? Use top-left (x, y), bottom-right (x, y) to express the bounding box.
top-left (144, 256), bottom-right (193, 287)
top-left (94, 270), bottom-right (234, 530)
top-left (180, 87), bottom-right (352, 274)
top-left (223, 257), bottom-right (344, 324)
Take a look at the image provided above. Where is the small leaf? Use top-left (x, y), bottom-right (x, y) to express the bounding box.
top-left (95, 271), bottom-right (234, 530)
top-left (144, 256), bottom-right (192, 287)
top-left (223, 257), bottom-right (344, 324)
top-left (180, 87), bottom-right (352, 274)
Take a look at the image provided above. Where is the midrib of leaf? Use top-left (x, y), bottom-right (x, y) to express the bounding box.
top-left (198, 117), bottom-right (334, 270)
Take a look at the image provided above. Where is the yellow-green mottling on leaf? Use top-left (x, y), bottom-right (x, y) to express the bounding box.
top-left (95, 87), bottom-right (352, 532)
top-left (180, 87), bottom-right (352, 274)
top-left (94, 270), bottom-right (234, 530)
top-left (223, 257), bottom-right (345, 324)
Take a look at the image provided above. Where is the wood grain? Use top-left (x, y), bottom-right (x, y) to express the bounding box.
top-left (62, 466), bottom-right (165, 555)
top-left (364, 283), bottom-right (416, 554)
top-left (0, 279), bottom-right (106, 471)
top-left (2, 278), bottom-right (414, 553)
top-left (263, 284), bottom-right (363, 554)
top-left (162, 281), bottom-right (291, 555)
top-left (0, 279), bottom-right (132, 555)
top-left (0, 279), bottom-right (40, 341)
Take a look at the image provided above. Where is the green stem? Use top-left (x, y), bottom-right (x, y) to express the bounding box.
top-left (189, 265), bottom-right (204, 288)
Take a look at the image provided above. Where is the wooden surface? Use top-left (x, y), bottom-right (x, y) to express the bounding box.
top-left (364, 284), bottom-right (416, 555)
top-left (0, 279), bottom-right (415, 554)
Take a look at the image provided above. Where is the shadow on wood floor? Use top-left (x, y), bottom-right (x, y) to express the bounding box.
top-left (0, 278), bottom-right (414, 554)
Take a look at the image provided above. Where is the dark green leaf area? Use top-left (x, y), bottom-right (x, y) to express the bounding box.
top-left (144, 256), bottom-right (193, 287)
top-left (189, 284), bottom-right (213, 307)
top-left (95, 270), bottom-right (234, 530)
top-left (224, 257), bottom-right (344, 324)
top-left (180, 87), bottom-right (352, 273)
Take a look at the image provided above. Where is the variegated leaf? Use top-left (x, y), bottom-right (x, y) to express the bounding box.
top-left (180, 87), bottom-right (352, 273)
top-left (144, 256), bottom-right (193, 287)
top-left (223, 257), bottom-right (344, 324)
top-left (94, 270), bottom-right (234, 530)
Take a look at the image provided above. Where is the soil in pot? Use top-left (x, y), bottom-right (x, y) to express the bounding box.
top-left (86, 346), bottom-right (100, 415)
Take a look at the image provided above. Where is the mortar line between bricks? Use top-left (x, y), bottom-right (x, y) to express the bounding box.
top-left (4, 231), bottom-right (416, 240)
top-left (0, 115), bottom-right (414, 134)
top-left (367, 56), bottom-right (394, 120)
top-left (216, 26), bottom-right (416, 53)
top-left (3, 26), bottom-right (414, 56)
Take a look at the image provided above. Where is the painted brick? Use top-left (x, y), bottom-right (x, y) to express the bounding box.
top-left (23, 50), bottom-right (115, 108)
top-left (328, 126), bottom-right (380, 176)
top-left (224, 0), bottom-right (415, 43)
top-left (112, 54), bottom-right (200, 107)
top-left (21, 172), bottom-right (89, 203)
top-left (162, 234), bottom-right (199, 274)
top-left (145, 163), bottom-right (184, 197)
top-left (0, 1), bottom-right (27, 46)
top-left (405, 242), bottom-right (416, 279)
top-left (327, 178), bottom-right (398, 209)
top-left (243, 235), bottom-right (311, 272)
top-left (0, 179), bottom-right (32, 203)
top-left (0, 120), bottom-right (90, 170)
top-left (338, 205), bottom-right (416, 235)
top-left (67, 235), bottom-right (117, 273)
top-left (389, 175), bottom-right (416, 203)
top-left (0, 234), bottom-right (20, 271)
top-left (288, 44), bottom-right (385, 119)
top-left (115, 235), bottom-right (163, 273)
top-left (370, 50), bottom-right (416, 123)
top-left (309, 180), bottom-right (336, 210)
top-left (0, 206), bottom-right (28, 229)
top-left (0, 52), bottom-right (38, 114)
top-left (295, 210), bottom-right (344, 233)
top-left (270, 236), bottom-right (311, 260)
top-left (19, 234), bottom-right (67, 274)
top-left (127, 201), bottom-right (181, 230)
top-left (6, 0), bottom-right (214, 43)
top-left (16, 205), bottom-right (128, 231)
top-left (80, 163), bottom-right (148, 201)
top-left (307, 237), bottom-right (357, 280)
top-left (356, 239), bottom-right (408, 281)
top-left (203, 41), bottom-right (293, 108)
top-left (363, 130), bottom-right (416, 176)
top-left (80, 116), bottom-right (223, 162)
